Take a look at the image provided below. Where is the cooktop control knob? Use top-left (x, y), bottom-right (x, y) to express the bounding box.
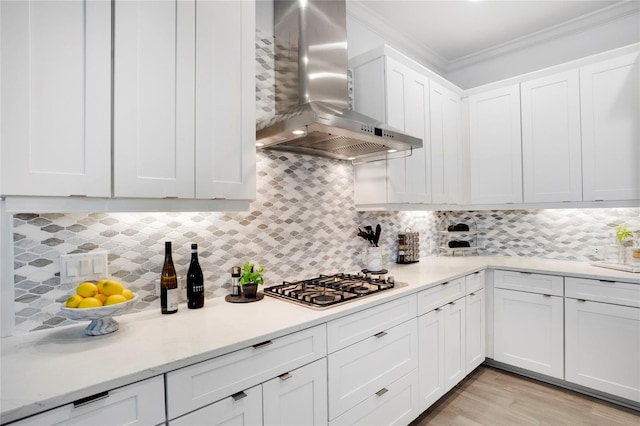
top-left (387, 276), bottom-right (395, 284)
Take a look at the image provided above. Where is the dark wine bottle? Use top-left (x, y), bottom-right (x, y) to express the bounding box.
top-left (160, 241), bottom-right (178, 314)
top-left (186, 243), bottom-right (204, 309)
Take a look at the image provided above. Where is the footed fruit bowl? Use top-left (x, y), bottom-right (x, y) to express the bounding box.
top-left (60, 294), bottom-right (139, 336)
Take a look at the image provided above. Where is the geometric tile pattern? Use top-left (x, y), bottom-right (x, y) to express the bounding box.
top-left (9, 30), bottom-right (640, 335)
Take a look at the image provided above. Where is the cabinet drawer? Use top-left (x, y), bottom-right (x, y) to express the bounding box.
top-left (170, 384), bottom-right (262, 426)
top-left (565, 277), bottom-right (640, 308)
top-left (11, 376), bottom-right (165, 426)
top-left (465, 271), bottom-right (485, 294)
top-left (328, 318), bottom-right (418, 420)
top-left (166, 324), bottom-right (326, 419)
top-left (327, 295), bottom-right (417, 353)
top-left (329, 370), bottom-right (419, 426)
top-left (494, 270), bottom-right (563, 296)
top-left (417, 278), bottom-right (465, 316)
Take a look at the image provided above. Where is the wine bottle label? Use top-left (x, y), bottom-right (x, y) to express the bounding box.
top-left (166, 287), bottom-right (179, 312)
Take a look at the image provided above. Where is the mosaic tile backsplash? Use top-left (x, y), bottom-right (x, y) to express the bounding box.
top-left (7, 29), bottom-right (640, 335)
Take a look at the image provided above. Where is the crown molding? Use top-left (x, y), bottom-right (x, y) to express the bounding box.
top-left (447, 1), bottom-right (640, 72)
top-left (346, 0), bottom-right (449, 74)
top-left (348, 0), bottom-right (640, 75)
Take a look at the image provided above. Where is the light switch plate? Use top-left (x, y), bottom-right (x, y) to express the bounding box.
top-left (59, 252), bottom-right (109, 284)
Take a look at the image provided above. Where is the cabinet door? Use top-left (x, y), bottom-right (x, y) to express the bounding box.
top-left (170, 384), bottom-right (262, 426)
top-left (468, 85), bottom-right (522, 204)
top-left (1, 0), bottom-right (111, 197)
top-left (385, 58), bottom-right (431, 204)
top-left (565, 298), bottom-right (640, 402)
top-left (12, 376), bottom-right (165, 426)
top-left (328, 319), bottom-right (418, 420)
top-left (466, 289), bottom-right (486, 372)
top-left (113, 0), bottom-right (195, 198)
top-left (443, 299), bottom-right (466, 390)
top-left (521, 70), bottom-right (582, 202)
top-left (418, 308), bottom-right (446, 410)
top-left (194, 0), bottom-right (256, 200)
top-left (263, 359), bottom-right (328, 426)
top-left (494, 288), bottom-right (563, 379)
top-left (580, 52), bottom-right (640, 201)
top-left (430, 81), bottom-right (461, 204)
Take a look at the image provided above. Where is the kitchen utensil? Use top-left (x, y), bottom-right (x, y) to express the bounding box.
top-left (373, 224), bottom-right (381, 247)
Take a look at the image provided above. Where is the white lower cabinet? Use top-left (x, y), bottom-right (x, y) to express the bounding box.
top-left (327, 318), bottom-right (418, 421)
top-left (170, 384), bottom-right (262, 426)
top-left (329, 371), bottom-right (419, 426)
top-left (466, 288), bottom-right (486, 372)
top-left (165, 325), bottom-right (326, 421)
top-left (10, 376), bottom-right (165, 426)
top-left (263, 359), bottom-right (328, 426)
top-left (493, 269), bottom-right (564, 379)
top-left (565, 277), bottom-right (640, 403)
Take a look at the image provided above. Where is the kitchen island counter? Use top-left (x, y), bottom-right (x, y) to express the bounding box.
top-left (2, 256), bottom-right (638, 424)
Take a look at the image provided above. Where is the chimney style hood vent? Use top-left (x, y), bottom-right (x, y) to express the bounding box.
top-left (256, 0), bottom-right (422, 161)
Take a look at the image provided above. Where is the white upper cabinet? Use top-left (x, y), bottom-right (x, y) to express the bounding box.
top-left (352, 54), bottom-right (431, 205)
top-left (114, 0), bottom-right (195, 199)
top-left (430, 81), bottom-right (461, 205)
top-left (1, 0), bottom-right (111, 197)
top-left (468, 85), bottom-right (522, 204)
top-left (385, 58), bottom-right (431, 204)
top-left (580, 52), bottom-right (639, 201)
top-left (114, 0), bottom-right (256, 200)
top-left (521, 70), bottom-right (582, 203)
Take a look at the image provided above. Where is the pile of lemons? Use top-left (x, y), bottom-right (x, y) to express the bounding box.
top-left (65, 279), bottom-right (134, 308)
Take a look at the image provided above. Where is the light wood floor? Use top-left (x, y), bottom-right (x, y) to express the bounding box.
top-left (410, 366), bottom-right (640, 426)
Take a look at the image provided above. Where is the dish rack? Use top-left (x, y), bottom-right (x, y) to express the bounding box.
top-left (438, 213), bottom-right (480, 256)
top-left (397, 229), bottom-right (420, 263)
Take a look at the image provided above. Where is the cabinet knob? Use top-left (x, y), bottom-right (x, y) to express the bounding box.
top-left (73, 391), bottom-right (109, 408)
top-left (375, 388), bottom-right (389, 397)
top-left (279, 372), bottom-right (292, 381)
top-left (231, 391), bottom-right (247, 401)
top-left (252, 340), bottom-right (273, 349)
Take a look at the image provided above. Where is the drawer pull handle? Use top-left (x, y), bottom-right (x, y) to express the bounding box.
top-left (253, 340), bottom-right (273, 349)
top-left (231, 391), bottom-right (247, 401)
top-left (543, 294), bottom-right (552, 298)
top-left (441, 282), bottom-right (449, 286)
top-left (449, 301), bottom-right (456, 306)
top-left (279, 372), bottom-right (292, 380)
top-left (469, 292), bottom-right (476, 296)
top-left (374, 331), bottom-right (388, 338)
top-left (376, 388), bottom-right (389, 397)
top-left (577, 299), bottom-right (587, 303)
top-left (435, 307), bottom-right (442, 312)
top-left (73, 391), bottom-right (109, 408)
top-left (599, 280), bottom-right (615, 284)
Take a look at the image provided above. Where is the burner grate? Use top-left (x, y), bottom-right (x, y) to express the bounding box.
top-left (264, 273), bottom-right (399, 310)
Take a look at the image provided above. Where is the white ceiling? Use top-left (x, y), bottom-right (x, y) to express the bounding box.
top-left (351, 0), bottom-right (629, 62)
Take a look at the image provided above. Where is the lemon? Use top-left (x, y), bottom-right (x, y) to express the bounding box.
top-left (76, 282), bottom-right (98, 298)
top-left (105, 294), bottom-right (127, 306)
top-left (122, 288), bottom-right (134, 300)
top-left (94, 293), bottom-right (108, 305)
top-left (96, 279), bottom-right (109, 294)
top-left (65, 294), bottom-right (84, 308)
top-left (101, 280), bottom-right (124, 296)
top-left (78, 297), bottom-right (102, 308)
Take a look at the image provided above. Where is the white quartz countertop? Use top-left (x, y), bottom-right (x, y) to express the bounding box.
top-left (1, 256), bottom-right (638, 423)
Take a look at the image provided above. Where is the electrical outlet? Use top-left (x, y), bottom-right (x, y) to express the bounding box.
top-left (590, 246), bottom-right (602, 257)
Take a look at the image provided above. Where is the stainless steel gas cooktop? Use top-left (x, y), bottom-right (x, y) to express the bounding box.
top-left (264, 272), bottom-right (405, 310)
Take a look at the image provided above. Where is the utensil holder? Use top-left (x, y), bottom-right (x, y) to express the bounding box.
top-left (397, 230), bottom-right (419, 263)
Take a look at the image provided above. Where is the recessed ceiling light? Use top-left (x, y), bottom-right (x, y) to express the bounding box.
top-left (256, 142), bottom-right (264, 147)
top-left (292, 129), bottom-right (305, 135)
top-left (387, 149), bottom-right (397, 153)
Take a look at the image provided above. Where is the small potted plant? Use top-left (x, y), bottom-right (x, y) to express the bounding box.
top-left (239, 261), bottom-right (264, 299)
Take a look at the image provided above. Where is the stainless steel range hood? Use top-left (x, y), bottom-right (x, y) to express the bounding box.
top-left (256, 0), bottom-right (422, 161)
